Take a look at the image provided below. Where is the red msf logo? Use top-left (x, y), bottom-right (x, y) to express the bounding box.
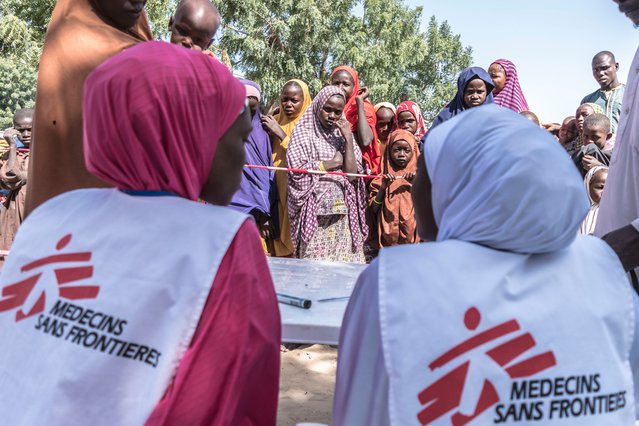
top-left (417, 307), bottom-right (556, 425)
top-left (0, 234), bottom-right (100, 321)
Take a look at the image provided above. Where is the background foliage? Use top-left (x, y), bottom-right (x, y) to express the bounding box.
top-left (216, 0), bottom-right (472, 121)
top-left (0, 0), bottom-right (471, 128)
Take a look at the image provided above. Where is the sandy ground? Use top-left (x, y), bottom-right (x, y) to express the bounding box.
top-left (278, 344), bottom-right (337, 426)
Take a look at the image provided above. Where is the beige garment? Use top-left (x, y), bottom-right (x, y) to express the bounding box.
top-left (0, 151), bottom-right (28, 250)
top-left (26, 0), bottom-right (152, 215)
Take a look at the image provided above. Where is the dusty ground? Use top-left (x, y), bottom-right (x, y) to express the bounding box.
top-left (277, 344), bottom-right (337, 426)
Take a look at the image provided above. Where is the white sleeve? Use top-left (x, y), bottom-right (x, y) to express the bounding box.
top-left (631, 291), bottom-right (639, 420)
top-left (333, 260), bottom-right (390, 426)
top-left (632, 218), bottom-right (639, 233)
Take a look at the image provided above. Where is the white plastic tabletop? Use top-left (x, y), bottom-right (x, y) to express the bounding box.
top-left (267, 257), bottom-right (366, 345)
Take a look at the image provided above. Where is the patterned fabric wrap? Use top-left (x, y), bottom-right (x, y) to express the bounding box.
top-left (491, 59), bottom-right (530, 113)
top-left (286, 86), bottom-right (368, 255)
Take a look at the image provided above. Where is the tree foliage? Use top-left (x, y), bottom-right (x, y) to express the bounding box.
top-left (0, 0), bottom-right (472, 128)
top-left (216, 0), bottom-right (472, 122)
top-left (146, 0), bottom-right (177, 40)
top-left (0, 1), bottom-right (43, 128)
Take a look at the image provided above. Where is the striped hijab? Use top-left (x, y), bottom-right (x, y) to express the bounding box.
top-left (491, 59), bottom-right (529, 113)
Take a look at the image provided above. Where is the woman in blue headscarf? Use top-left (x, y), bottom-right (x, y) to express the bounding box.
top-left (429, 67), bottom-right (494, 131)
top-left (230, 80), bottom-right (278, 253)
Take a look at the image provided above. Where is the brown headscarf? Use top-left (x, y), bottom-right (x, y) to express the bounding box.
top-left (26, 0), bottom-right (152, 214)
top-left (368, 129), bottom-right (419, 249)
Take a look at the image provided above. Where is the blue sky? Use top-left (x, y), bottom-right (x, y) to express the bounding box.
top-left (408, 0), bottom-right (638, 123)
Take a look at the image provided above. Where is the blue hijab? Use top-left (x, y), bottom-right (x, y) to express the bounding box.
top-left (425, 104), bottom-right (589, 254)
top-left (429, 67), bottom-right (495, 131)
top-left (230, 80), bottom-right (278, 227)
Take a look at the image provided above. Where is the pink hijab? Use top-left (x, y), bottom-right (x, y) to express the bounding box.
top-left (395, 101), bottom-right (427, 140)
top-left (83, 41), bottom-right (246, 200)
top-left (491, 59), bottom-right (529, 113)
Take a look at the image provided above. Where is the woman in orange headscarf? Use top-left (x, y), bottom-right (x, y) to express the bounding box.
top-left (330, 66), bottom-right (380, 174)
top-left (25, 0), bottom-right (153, 215)
top-left (367, 129), bottom-right (419, 252)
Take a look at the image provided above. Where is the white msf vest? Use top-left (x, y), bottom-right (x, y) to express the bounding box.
top-left (0, 189), bottom-right (247, 425)
top-left (379, 237), bottom-right (636, 426)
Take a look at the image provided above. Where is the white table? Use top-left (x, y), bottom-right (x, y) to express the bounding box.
top-left (267, 257), bottom-right (366, 345)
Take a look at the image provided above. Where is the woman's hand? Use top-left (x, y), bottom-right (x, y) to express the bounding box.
top-left (267, 104), bottom-right (280, 116)
top-left (261, 115), bottom-right (287, 141)
top-left (323, 150), bottom-right (344, 171)
top-left (337, 117), bottom-right (352, 138)
top-left (259, 218), bottom-right (274, 241)
top-left (355, 87), bottom-right (370, 103)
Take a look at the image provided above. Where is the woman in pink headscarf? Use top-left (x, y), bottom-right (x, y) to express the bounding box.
top-left (489, 59), bottom-right (530, 113)
top-left (0, 42), bottom-right (280, 426)
top-left (396, 100), bottom-right (427, 141)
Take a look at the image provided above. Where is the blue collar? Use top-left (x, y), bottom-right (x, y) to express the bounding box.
top-left (120, 190), bottom-right (178, 197)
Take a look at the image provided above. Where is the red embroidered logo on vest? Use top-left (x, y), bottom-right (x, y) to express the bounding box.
top-left (417, 307), bottom-right (556, 425)
top-left (0, 234), bottom-right (100, 321)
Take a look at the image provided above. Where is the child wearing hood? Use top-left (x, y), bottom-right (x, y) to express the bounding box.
top-left (580, 166), bottom-right (608, 235)
top-left (368, 129), bottom-right (419, 254)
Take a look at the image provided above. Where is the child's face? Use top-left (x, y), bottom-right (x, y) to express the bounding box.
top-left (463, 78), bottom-right (488, 109)
top-left (13, 115), bottom-right (33, 147)
top-left (488, 63), bottom-right (506, 94)
top-left (280, 84), bottom-right (305, 119)
top-left (331, 71), bottom-right (355, 99)
top-left (582, 124), bottom-right (610, 149)
top-left (575, 105), bottom-right (594, 134)
top-left (390, 139), bottom-right (413, 168)
top-left (558, 118), bottom-right (577, 143)
top-left (589, 170), bottom-right (608, 204)
top-left (169, 3), bottom-right (220, 51)
top-left (397, 111), bottom-right (417, 135)
top-left (375, 108), bottom-right (395, 142)
top-left (318, 95), bottom-right (345, 129)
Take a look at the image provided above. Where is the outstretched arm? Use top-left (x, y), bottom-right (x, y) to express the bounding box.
top-left (355, 88), bottom-right (374, 148)
top-left (602, 220), bottom-right (639, 272)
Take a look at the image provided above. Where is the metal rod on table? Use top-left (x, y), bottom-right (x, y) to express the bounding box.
top-left (317, 296), bottom-right (351, 303)
top-left (277, 292), bottom-right (312, 309)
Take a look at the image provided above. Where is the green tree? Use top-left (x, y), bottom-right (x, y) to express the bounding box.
top-left (216, 0), bottom-right (361, 99)
top-left (215, 0), bottom-right (472, 122)
top-left (146, 0), bottom-right (177, 40)
top-left (0, 9), bottom-right (42, 128)
top-left (0, 0), bottom-right (472, 127)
